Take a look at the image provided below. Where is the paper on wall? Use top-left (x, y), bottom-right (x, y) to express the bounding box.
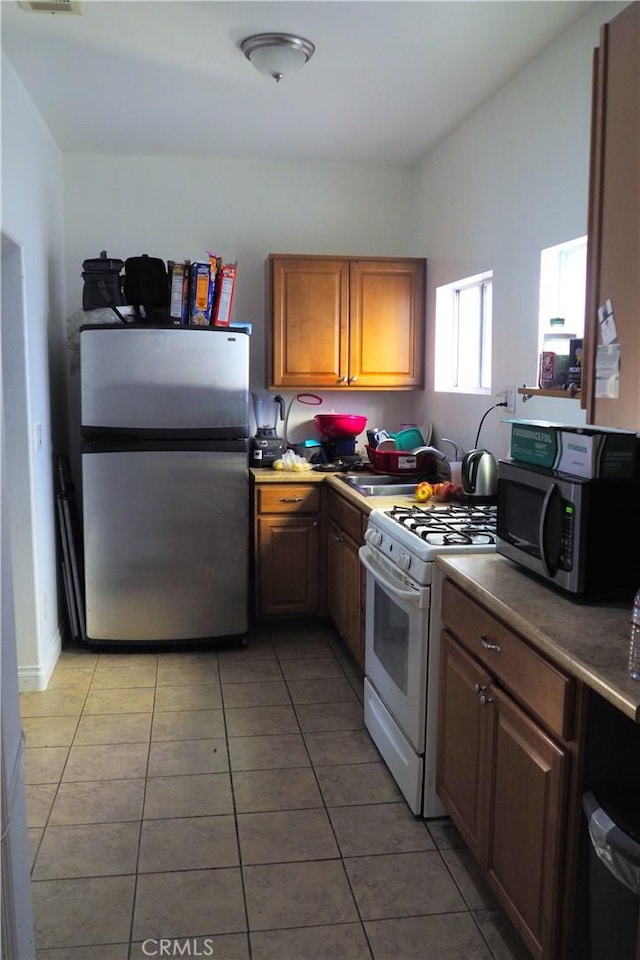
top-left (595, 343), bottom-right (620, 398)
top-left (598, 298), bottom-right (617, 345)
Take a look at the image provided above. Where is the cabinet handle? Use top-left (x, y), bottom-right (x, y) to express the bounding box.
top-left (480, 636), bottom-right (501, 652)
top-left (473, 682), bottom-right (488, 694)
top-left (479, 693), bottom-right (495, 706)
top-left (349, 376), bottom-right (358, 384)
top-left (338, 376), bottom-right (348, 384)
top-left (279, 497), bottom-right (304, 503)
top-left (332, 535), bottom-right (343, 543)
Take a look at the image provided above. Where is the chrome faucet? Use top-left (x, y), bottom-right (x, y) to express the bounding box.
top-left (440, 437), bottom-right (465, 460)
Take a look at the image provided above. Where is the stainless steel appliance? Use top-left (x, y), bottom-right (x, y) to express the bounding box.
top-left (359, 501), bottom-right (497, 816)
top-left (461, 448), bottom-right (498, 501)
top-left (496, 458), bottom-right (640, 599)
top-left (250, 391), bottom-right (286, 467)
top-left (80, 323), bottom-right (250, 646)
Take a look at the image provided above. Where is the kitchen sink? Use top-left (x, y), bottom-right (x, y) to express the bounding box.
top-left (340, 474), bottom-right (417, 497)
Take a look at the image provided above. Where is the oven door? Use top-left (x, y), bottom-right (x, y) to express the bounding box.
top-left (359, 544), bottom-right (429, 751)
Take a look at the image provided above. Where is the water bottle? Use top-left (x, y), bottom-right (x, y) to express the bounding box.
top-left (629, 588), bottom-right (640, 681)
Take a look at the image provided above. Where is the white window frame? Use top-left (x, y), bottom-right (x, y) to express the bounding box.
top-left (434, 271), bottom-right (493, 395)
top-left (538, 236), bottom-right (587, 352)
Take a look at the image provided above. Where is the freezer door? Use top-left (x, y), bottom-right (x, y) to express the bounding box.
top-left (82, 447), bottom-right (248, 642)
top-left (80, 325), bottom-right (249, 437)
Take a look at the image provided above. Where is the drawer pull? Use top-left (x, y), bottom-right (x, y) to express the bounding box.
top-left (479, 693), bottom-right (495, 706)
top-left (279, 497), bottom-right (304, 503)
top-left (474, 682), bottom-right (488, 694)
top-left (480, 636), bottom-right (501, 652)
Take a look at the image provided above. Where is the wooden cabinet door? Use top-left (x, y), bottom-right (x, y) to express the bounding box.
top-left (269, 255), bottom-right (426, 390)
top-left (349, 259), bottom-right (425, 389)
top-left (327, 516), bottom-right (343, 631)
top-left (270, 257), bottom-right (349, 389)
top-left (583, 2), bottom-right (640, 428)
top-left (487, 687), bottom-right (567, 960)
top-left (439, 631), bottom-right (568, 959)
top-left (326, 490), bottom-right (366, 669)
top-left (255, 515), bottom-right (320, 616)
top-left (327, 517), bottom-right (363, 666)
top-left (340, 526), bottom-right (364, 668)
top-left (437, 631), bottom-right (492, 862)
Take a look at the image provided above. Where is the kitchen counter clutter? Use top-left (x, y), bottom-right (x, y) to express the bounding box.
top-left (436, 552), bottom-right (640, 722)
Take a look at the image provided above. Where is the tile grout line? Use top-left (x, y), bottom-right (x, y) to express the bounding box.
top-left (222, 646), bottom-right (255, 960)
top-left (127, 653), bottom-right (159, 956)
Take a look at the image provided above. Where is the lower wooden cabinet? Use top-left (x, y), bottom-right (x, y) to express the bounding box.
top-left (437, 578), bottom-right (580, 960)
top-left (325, 488), bottom-right (366, 669)
top-left (252, 479), bottom-right (367, 665)
top-left (489, 684), bottom-right (566, 955)
top-left (437, 635), bottom-right (490, 861)
top-left (253, 482), bottom-right (324, 618)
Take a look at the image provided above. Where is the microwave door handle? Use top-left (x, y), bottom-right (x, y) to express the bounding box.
top-left (538, 483), bottom-right (560, 578)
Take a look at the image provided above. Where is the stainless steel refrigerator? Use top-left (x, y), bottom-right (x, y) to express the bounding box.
top-left (79, 323), bottom-right (250, 647)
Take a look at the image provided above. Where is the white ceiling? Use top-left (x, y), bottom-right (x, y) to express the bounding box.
top-left (1, 0), bottom-right (596, 166)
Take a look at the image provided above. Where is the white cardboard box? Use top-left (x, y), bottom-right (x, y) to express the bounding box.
top-left (555, 429), bottom-right (636, 479)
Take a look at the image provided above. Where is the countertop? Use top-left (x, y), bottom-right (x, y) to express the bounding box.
top-left (436, 554), bottom-right (640, 722)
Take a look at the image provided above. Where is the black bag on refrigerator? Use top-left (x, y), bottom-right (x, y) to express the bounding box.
top-left (124, 254), bottom-right (170, 323)
top-left (81, 250), bottom-right (125, 311)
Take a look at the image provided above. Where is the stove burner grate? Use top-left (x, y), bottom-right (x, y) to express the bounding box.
top-left (386, 502), bottom-right (497, 545)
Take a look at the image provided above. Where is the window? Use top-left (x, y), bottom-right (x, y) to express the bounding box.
top-left (434, 271), bottom-right (493, 394)
top-left (538, 236), bottom-right (587, 351)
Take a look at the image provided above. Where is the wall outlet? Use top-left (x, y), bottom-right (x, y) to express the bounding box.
top-left (504, 385), bottom-right (517, 414)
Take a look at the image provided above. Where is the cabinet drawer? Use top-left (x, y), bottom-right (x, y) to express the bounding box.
top-left (329, 491), bottom-right (365, 543)
top-left (442, 580), bottom-right (574, 741)
top-left (256, 484), bottom-right (320, 515)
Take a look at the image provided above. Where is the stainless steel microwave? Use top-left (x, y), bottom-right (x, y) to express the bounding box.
top-left (496, 459), bottom-right (640, 599)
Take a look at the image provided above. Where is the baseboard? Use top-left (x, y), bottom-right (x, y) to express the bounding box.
top-left (17, 627), bottom-right (62, 692)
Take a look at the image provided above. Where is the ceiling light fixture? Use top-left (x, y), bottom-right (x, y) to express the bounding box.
top-left (241, 33), bottom-right (315, 83)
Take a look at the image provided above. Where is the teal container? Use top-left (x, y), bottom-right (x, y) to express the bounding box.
top-left (395, 427), bottom-right (425, 451)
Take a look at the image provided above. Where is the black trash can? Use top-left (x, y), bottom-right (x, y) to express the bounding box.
top-left (582, 785), bottom-right (640, 960)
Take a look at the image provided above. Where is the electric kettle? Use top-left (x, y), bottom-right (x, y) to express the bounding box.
top-left (461, 449), bottom-right (498, 501)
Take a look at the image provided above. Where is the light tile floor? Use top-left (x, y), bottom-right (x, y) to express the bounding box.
top-left (22, 622), bottom-right (531, 960)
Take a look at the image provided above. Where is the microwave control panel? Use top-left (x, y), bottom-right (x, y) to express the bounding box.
top-left (558, 501), bottom-right (574, 569)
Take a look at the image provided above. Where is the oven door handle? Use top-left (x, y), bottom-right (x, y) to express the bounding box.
top-left (359, 545), bottom-right (428, 608)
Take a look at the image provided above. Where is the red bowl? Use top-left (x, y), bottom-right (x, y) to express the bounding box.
top-left (314, 414), bottom-right (368, 439)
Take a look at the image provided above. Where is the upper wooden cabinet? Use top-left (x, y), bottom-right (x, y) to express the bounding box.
top-left (268, 254), bottom-right (426, 390)
top-left (582, 2), bottom-right (640, 428)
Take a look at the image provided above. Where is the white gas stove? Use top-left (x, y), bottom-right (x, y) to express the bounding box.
top-left (363, 501), bottom-right (497, 586)
top-left (359, 499), bottom-right (497, 818)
